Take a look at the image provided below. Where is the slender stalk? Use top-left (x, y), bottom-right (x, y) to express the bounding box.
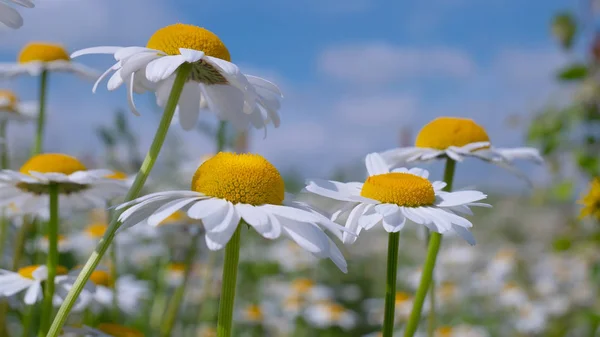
top-left (160, 232), bottom-right (200, 337)
top-left (0, 120), bottom-right (8, 169)
top-left (148, 257), bottom-right (168, 332)
top-left (21, 305), bottom-right (34, 337)
top-left (109, 243), bottom-right (119, 320)
top-left (39, 183), bottom-right (59, 336)
top-left (32, 70), bottom-right (48, 155)
top-left (0, 210), bottom-right (8, 267)
top-left (403, 159), bottom-right (456, 337)
top-left (12, 217), bottom-right (31, 270)
top-left (382, 231), bottom-right (401, 336)
top-left (45, 63), bottom-right (193, 337)
top-left (217, 225), bottom-right (242, 337)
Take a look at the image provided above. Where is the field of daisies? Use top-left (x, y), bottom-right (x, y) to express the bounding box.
top-left (0, 2), bottom-right (598, 337)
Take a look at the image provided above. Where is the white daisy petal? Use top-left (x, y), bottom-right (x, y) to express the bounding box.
top-left (23, 281), bottom-right (41, 305)
top-left (365, 153), bottom-right (389, 176)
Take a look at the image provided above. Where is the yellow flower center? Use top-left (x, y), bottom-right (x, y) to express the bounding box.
top-left (439, 282), bottom-right (457, 299)
top-left (96, 324), bottom-right (144, 337)
top-left (18, 42), bottom-right (70, 64)
top-left (159, 211), bottom-right (191, 226)
top-left (191, 152), bottom-right (285, 206)
top-left (17, 265), bottom-right (67, 279)
top-left (360, 173), bottom-right (435, 207)
top-left (147, 23), bottom-right (231, 61)
top-left (20, 153), bottom-right (86, 175)
top-left (395, 292), bottom-right (411, 305)
top-left (291, 278), bottom-right (315, 294)
top-left (579, 178), bottom-right (600, 221)
top-left (167, 263), bottom-right (186, 273)
top-left (324, 302), bottom-right (345, 320)
top-left (0, 90), bottom-right (18, 111)
top-left (415, 117), bottom-right (490, 150)
top-left (41, 234), bottom-right (67, 244)
top-left (244, 304), bottom-right (263, 321)
top-left (436, 326), bottom-right (454, 337)
top-left (85, 223), bottom-right (108, 238)
top-left (106, 171), bottom-right (127, 180)
top-left (89, 270), bottom-right (113, 287)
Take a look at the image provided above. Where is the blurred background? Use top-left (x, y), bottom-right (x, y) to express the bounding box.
top-left (1, 0), bottom-right (600, 336)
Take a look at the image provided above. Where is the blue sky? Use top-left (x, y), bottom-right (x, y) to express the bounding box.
top-left (0, 0), bottom-right (583, 191)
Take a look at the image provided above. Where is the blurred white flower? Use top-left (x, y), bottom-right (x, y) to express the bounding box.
top-left (304, 301), bottom-right (357, 330)
top-left (498, 282), bottom-right (529, 309)
top-left (0, 89), bottom-right (37, 122)
top-left (513, 302), bottom-right (547, 334)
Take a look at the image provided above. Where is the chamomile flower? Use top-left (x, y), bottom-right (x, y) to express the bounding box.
top-left (75, 271), bottom-right (149, 315)
top-left (0, 42), bottom-right (97, 79)
top-left (513, 302), bottom-right (547, 334)
top-left (71, 23), bottom-right (282, 131)
top-left (0, 0), bottom-right (33, 29)
top-left (115, 152), bottom-right (348, 272)
top-left (61, 324), bottom-right (143, 337)
top-left (433, 325), bottom-right (490, 337)
top-left (0, 265), bottom-right (93, 306)
top-left (304, 301), bottom-right (357, 330)
top-left (164, 262), bottom-right (187, 287)
top-left (0, 153), bottom-right (128, 216)
top-left (379, 117), bottom-right (543, 183)
top-left (238, 303), bottom-right (264, 324)
top-left (70, 222), bottom-right (108, 256)
top-left (0, 89), bottom-right (37, 122)
top-left (578, 178), bottom-right (600, 221)
top-left (35, 234), bottom-right (71, 253)
top-left (363, 291), bottom-right (416, 324)
top-left (304, 153), bottom-right (489, 245)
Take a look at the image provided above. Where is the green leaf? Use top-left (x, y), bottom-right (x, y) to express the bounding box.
top-left (556, 63), bottom-right (588, 81)
top-left (552, 12), bottom-right (577, 49)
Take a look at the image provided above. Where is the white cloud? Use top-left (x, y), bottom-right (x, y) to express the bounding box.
top-left (333, 94), bottom-right (416, 126)
top-left (318, 42), bottom-right (476, 85)
top-left (0, 0), bottom-right (178, 51)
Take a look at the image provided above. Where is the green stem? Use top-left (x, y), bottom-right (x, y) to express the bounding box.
top-left (382, 232), bottom-right (400, 337)
top-left (12, 217), bottom-right (31, 270)
top-left (0, 211), bottom-right (8, 267)
top-left (148, 258), bottom-right (168, 333)
top-left (45, 63), bottom-right (193, 337)
top-left (110, 242), bottom-right (119, 321)
top-left (21, 305), bottom-right (34, 337)
top-left (0, 120), bottom-right (8, 169)
top-left (217, 225), bottom-right (242, 337)
top-left (403, 159), bottom-right (456, 337)
top-left (32, 70), bottom-right (48, 156)
top-left (160, 232), bottom-right (200, 337)
top-left (39, 183), bottom-right (59, 337)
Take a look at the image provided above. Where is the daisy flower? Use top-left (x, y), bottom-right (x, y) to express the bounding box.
top-left (0, 153), bottom-right (128, 216)
top-left (379, 117), bottom-right (543, 183)
top-left (0, 265), bottom-right (93, 306)
top-left (0, 0), bottom-right (33, 29)
top-left (238, 303), bottom-right (264, 325)
top-left (35, 234), bottom-right (72, 253)
top-left (69, 223), bottom-right (108, 257)
top-left (61, 324), bottom-right (143, 337)
top-left (0, 89), bottom-right (37, 122)
top-left (578, 177), bottom-right (600, 221)
top-left (115, 152), bottom-right (348, 272)
top-left (304, 301), bottom-right (357, 330)
top-left (71, 23), bottom-right (283, 131)
top-left (304, 152), bottom-right (489, 245)
top-left (0, 42), bottom-right (97, 79)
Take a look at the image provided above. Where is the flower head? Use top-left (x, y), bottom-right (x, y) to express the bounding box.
top-left (578, 178), bottom-right (600, 221)
top-left (116, 152), bottom-right (348, 272)
top-left (71, 23), bottom-right (283, 132)
top-left (379, 117), bottom-right (543, 184)
top-left (304, 153), bottom-right (490, 245)
top-left (0, 153), bottom-right (128, 216)
top-left (0, 89), bottom-right (37, 121)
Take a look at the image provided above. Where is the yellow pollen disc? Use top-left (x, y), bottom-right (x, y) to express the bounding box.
top-left (159, 211), bottom-right (190, 226)
top-left (105, 171), bottom-right (127, 180)
top-left (191, 152), bottom-right (285, 206)
top-left (578, 178), bottom-right (600, 221)
top-left (361, 173), bottom-right (435, 207)
top-left (146, 23), bottom-right (231, 61)
top-left (291, 278), bottom-right (315, 293)
top-left (436, 326), bottom-right (454, 337)
top-left (18, 265), bottom-right (67, 279)
top-left (325, 303), bottom-right (345, 320)
top-left (18, 42), bottom-right (70, 64)
top-left (395, 292), bottom-right (411, 305)
top-left (85, 223), bottom-right (108, 238)
top-left (20, 153), bottom-right (86, 175)
top-left (96, 323), bottom-right (144, 337)
top-left (0, 90), bottom-right (18, 111)
top-left (42, 234), bottom-right (67, 243)
top-left (415, 117), bottom-right (490, 150)
top-left (244, 304), bottom-right (263, 321)
top-left (89, 270), bottom-right (113, 287)
top-left (167, 263), bottom-right (186, 273)
top-left (284, 295), bottom-right (304, 309)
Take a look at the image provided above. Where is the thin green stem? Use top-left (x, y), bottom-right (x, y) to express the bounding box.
top-left (0, 210), bottom-right (8, 268)
top-left (21, 305), bottom-right (34, 337)
top-left (12, 217), bottom-right (31, 270)
top-left (39, 183), bottom-right (59, 337)
top-left (382, 232), bottom-right (400, 337)
top-left (148, 258), bottom-right (168, 333)
top-left (403, 158), bottom-right (456, 337)
top-left (217, 225), bottom-right (242, 337)
top-left (32, 70), bottom-right (48, 156)
top-left (45, 63), bottom-right (193, 337)
top-left (0, 120), bottom-right (9, 169)
top-left (160, 232), bottom-right (200, 337)
top-left (109, 243), bottom-right (119, 321)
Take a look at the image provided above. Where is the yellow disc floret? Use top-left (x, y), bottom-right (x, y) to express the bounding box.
top-left (147, 23), bottom-right (231, 61)
top-left (0, 90), bottom-right (18, 111)
top-left (243, 304), bottom-right (263, 321)
top-left (191, 152), bottom-right (285, 206)
top-left (579, 178), bottom-right (600, 221)
top-left (159, 211), bottom-right (191, 226)
top-left (436, 326), bottom-right (454, 337)
top-left (18, 42), bottom-right (70, 64)
top-left (291, 278), bottom-right (315, 293)
top-left (395, 292), bottom-right (411, 305)
top-left (85, 223), bottom-right (108, 238)
top-left (167, 263), bottom-right (186, 273)
top-left (18, 265), bottom-right (67, 279)
top-left (105, 171), bottom-right (127, 180)
top-left (415, 117), bottom-right (490, 150)
top-left (361, 173), bottom-right (435, 207)
top-left (96, 323), bottom-right (144, 337)
top-left (89, 270), bottom-right (113, 287)
top-left (20, 153), bottom-right (86, 175)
